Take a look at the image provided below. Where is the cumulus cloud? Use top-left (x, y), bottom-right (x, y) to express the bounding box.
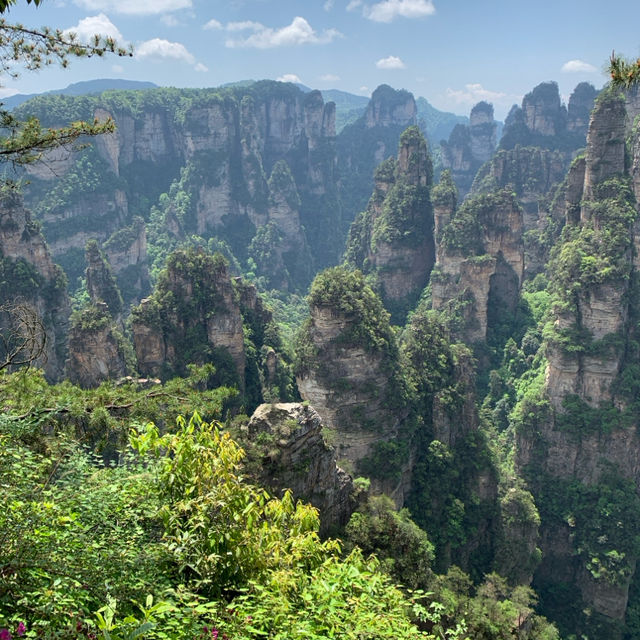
top-left (194, 62), bottom-right (209, 72)
top-left (203, 18), bottom-right (223, 30)
top-left (561, 59), bottom-right (597, 73)
top-left (320, 73), bottom-right (340, 82)
top-left (74, 0), bottom-right (191, 15)
top-left (136, 38), bottom-right (195, 64)
top-left (363, 0), bottom-right (435, 22)
top-left (376, 55), bottom-right (406, 70)
top-left (347, 0), bottom-right (362, 10)
top-left (277, 73), bottom-right (302, 83)
top-left (64, 13), bottom-right (125, 44)
top-left (225, 16), bottom-right (341, 49)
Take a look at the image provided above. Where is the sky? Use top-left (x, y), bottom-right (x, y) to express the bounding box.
top-left (2, 0), bottom-right (640, 120)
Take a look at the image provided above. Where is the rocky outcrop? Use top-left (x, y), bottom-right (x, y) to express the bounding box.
top-left (85, 240), bottom-right (123, 318)
top-left (65, 302), bottom-right (128, 388)
top-left (582, 92), bottom-right (626, 202)
top-left (21, 82), bottom-right (342, 289)
top-left (430, 188), bottom-right (524, 343)
top-left (441, 102), bottom-right (497, 198)
top-left (345, 126), bottom-right (434, 320)
top-left (0, 193), bottom-right (70, 379)
top-left (522, 82), bottom-right (567, 137)
top-left (515, 89), bottom-right (640, 636)
top-left (337, 85), bottom-right (418, 229)
top-left (131, 248), bottom-right (245, 384)
top-left (296, 267), bottom-right (411, 502)
top-left (245, 402), bottom-right (355, 533)
top-left (567, 82), bottom-right (598, 136)
top-left (364, 84), bottom-right (416, 130)
top-left (500, 81), bottom-right (590, 153)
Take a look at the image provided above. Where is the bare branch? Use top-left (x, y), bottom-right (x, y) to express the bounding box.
top-left (0, 301), bottom-right (47, 372)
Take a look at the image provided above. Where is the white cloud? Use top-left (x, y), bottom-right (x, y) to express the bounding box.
top-left (64, 13), bottom-right (125, 44)
top-left (226, 20), bottom-right (263, 32)
top-left (376, 55), bottom-right (406, 70)
top-left (203, 18), bottom-right (223, 30)
top-left (74, 0), bottom-right (191, 15)
top-left (364, 0), bottom-right (435, 22)
top-left (324, 0), bottom-right (334, 9)
top-left (136, 38), bottom-right (195, 64)
top-left (277, 73), bottom-right (301, 83)
top-left (320, 73), bottom-right (340, 82)
top-left (561, 59), bottom-right (597, 73)
top-left (359, 85), bottom-right (370, 94)
top-left (194, 62), bottom-right (208, 72)
top-left (347, 0), bottom-right (362, 10)
top-left (225, 16), bottom-right (341, 49)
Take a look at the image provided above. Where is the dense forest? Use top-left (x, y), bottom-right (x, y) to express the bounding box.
top-left (2, 64), bottom-right (640, 640)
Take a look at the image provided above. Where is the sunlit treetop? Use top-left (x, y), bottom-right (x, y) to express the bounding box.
top-left (609, 51), bottom-right (640, 89)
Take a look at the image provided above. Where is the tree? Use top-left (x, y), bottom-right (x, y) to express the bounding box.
top-left (0, 0), bottom-right (131, 170)
top-left (609, 51), bottom-right (640, 88)
top-left (0, 301), bottom-right (46, 371)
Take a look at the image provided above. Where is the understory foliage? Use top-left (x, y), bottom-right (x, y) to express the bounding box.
top-left (0, 405), bottom-right (461, 640)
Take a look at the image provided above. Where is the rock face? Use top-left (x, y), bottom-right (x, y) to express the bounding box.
top-left (0, 193), bottom-right (70, 379)
top-left (345, 126), bottom-right (434, 320)
top-left (296, 268), bottom-right (411, 502)
top-left (337, 85), bottom-right (418, 229)
top-left (567, 82), bottom-right (599, 136)
top-left (64, 243), bottom-right (129, 387)
top-left (364, 84), bottom-right (416, 130)
top-left (430, 185), bottom-right (524, 344)
top-left (85, 240), bottom-right (123, 318)
top-left (441, 102), bottom-right (497, 198)
top-left (131, 248), bottom-right (246, 384)
top-left (20, 81), bottom-right (341, 289)
top-left (522, 82), bottom-right (567, 136)
top-left (245, 402), bottom-right (355, 533)
top-left (515, 90), bottom-right (640, 636)
top-left (500, 81), bottom-right (593, 153)
top-left (65, 302), bottom-right (128, 388)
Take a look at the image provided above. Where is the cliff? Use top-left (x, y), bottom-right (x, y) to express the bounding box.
top-left (345, 125), bottom-right (434, 320)
top-left (295, 267), bottom-right (412, 502)
top-left (65, 302), bottom-right (129, 388)
top-left (430, 185), bottom-right (524, 345)
top-left (440, 101), bottom-right (497, 198)
top-left (514, 90), bottom-right (640, 637)
top-left (0, 193), bottom-right (70, 379)
top-left (19, 82), bottom-right (341, 291)
top-left (244, 402), bottom-right (355, 534)
top-left (131, 248), bottom-right (246, 386)
top-left (337, 85), bottom-right (417, 229)
top-left (500, 81), bottom-right (594, 153)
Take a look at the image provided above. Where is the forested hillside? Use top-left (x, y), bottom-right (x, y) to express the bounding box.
top-left (4, 72), bottom-right (640, 639)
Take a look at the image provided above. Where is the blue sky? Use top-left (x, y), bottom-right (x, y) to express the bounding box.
top-left (3, 0), bottom-right (640, 119)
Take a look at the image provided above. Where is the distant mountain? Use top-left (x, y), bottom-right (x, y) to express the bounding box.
top-left (320, 89), bottom-right (370, 132)
top-left (2, 79), bottom-right (158, 110)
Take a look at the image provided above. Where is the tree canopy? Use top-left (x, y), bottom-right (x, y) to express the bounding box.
top-left (0, 0), bottom-right (131, 170)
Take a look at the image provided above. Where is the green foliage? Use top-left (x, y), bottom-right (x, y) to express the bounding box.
top-left (0, 405), bottom-right (447, 639)
top-left (304, 266), bottom-right (394, 354)
top-left (536, 470), bottom-right (640, 587)
top-left (345, 495), bottom-right (435, 589)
